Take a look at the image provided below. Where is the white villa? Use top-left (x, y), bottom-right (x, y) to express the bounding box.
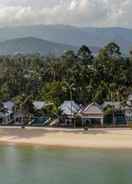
top-left (60, 101), bottom-right (80, 126)
top-left (60, 101), bottom-right (80, 116)
top-left (79, 103), bottom-right (104, 127)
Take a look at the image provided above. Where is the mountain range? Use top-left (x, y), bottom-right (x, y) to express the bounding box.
top-left (0, 37), bottom-right (77, 56)
top-left (0, 25), bottom-right (131, 55)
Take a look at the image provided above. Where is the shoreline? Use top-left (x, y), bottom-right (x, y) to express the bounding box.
top-left (0, 127), bottom-right (132, 149)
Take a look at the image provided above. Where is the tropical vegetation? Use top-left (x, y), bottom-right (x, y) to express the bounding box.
top-left (0, 42), bottom-right (131, 113)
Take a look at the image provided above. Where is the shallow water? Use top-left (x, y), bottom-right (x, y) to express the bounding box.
top-left (0, 145), bottom-right (131, 184)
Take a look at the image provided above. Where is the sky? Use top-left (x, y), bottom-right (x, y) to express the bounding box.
top-left (0, 0), bottom-right (131, 28)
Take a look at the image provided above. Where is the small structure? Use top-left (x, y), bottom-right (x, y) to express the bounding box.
top-left (60, 101), bottom-right (80, 126)
top-left (79, 103), bottom-right (104, 127)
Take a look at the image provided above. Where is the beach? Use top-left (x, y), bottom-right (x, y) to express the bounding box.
top-left (0, 127), bottom-right (132, 148)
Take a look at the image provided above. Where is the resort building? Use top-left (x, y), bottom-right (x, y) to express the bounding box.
top-left (79, 103), bottom-right (104, 127)
top-left (60, 101), bottom-right (80, 126)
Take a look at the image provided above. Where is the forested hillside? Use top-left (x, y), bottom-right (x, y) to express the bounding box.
top-left (0, 42), bottom-right (131, 111)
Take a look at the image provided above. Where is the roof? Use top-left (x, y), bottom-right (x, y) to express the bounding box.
top-left (33, 101), bottom-right (53, 110)
top-left (60, 101), bottom-right (80, 116)
top-left (2, 101), bottom-right (14, 111)
top-left (128, 94), bottom-right (132, 101)
top-left (33, 101), bottom-right (46, 110)
top-left (102, 101), bottom-right (121, 109)
top-left (80, 103), bottom-right (103, 116)
top-left (126, 100), bottom-right (132, 106)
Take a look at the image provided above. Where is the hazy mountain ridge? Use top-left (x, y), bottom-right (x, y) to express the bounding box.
top-left (0, 25), bottom-right (131, 55)
top-left (0, 37), bottom-right (77, 56)
top-left (0, 25), bottom-right (132, 47)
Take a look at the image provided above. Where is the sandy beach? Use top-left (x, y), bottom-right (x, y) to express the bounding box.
top-left (0, 127), bottom-right (132, 148)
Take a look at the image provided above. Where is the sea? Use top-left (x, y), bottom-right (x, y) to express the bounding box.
top-left (0, 144), bottom-right (131, 184)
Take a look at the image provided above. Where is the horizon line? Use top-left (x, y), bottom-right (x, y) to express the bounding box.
top-left (0, 24), bottom-right (132, 30)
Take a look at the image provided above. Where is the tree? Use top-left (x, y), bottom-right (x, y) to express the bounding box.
top-left (40, 81), bottom-right (65, 111)
top-left (77, 45), bottom-right (93, 65)
top-left (0, 42), bottom-right (130, 116)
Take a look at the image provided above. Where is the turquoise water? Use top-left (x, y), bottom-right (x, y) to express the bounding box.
top-left (0, 145), bottom-right (132, 184)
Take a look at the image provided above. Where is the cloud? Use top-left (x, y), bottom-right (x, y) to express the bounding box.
top-left (0, 0), bottom-right (131, 27)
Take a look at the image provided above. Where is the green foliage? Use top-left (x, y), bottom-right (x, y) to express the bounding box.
top-left (0, 83), bottom-right (9, 100)
top-left (103, 105), bottom-right (113, 115)
top-left (0, 43), bottom-right (131, 114)
top-left (40, 81), bottom-right (65, 112)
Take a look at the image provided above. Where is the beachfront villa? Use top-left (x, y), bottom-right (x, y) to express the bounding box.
top-left (0, 98), bottom-right (130, 128)
top-left (79, 103), bottom-right (104, 127)
top-left (60, 101), bottom-right (80, 126)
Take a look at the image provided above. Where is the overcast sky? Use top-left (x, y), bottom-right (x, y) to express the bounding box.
top-left (0, 0), bottom-right (131, 28)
